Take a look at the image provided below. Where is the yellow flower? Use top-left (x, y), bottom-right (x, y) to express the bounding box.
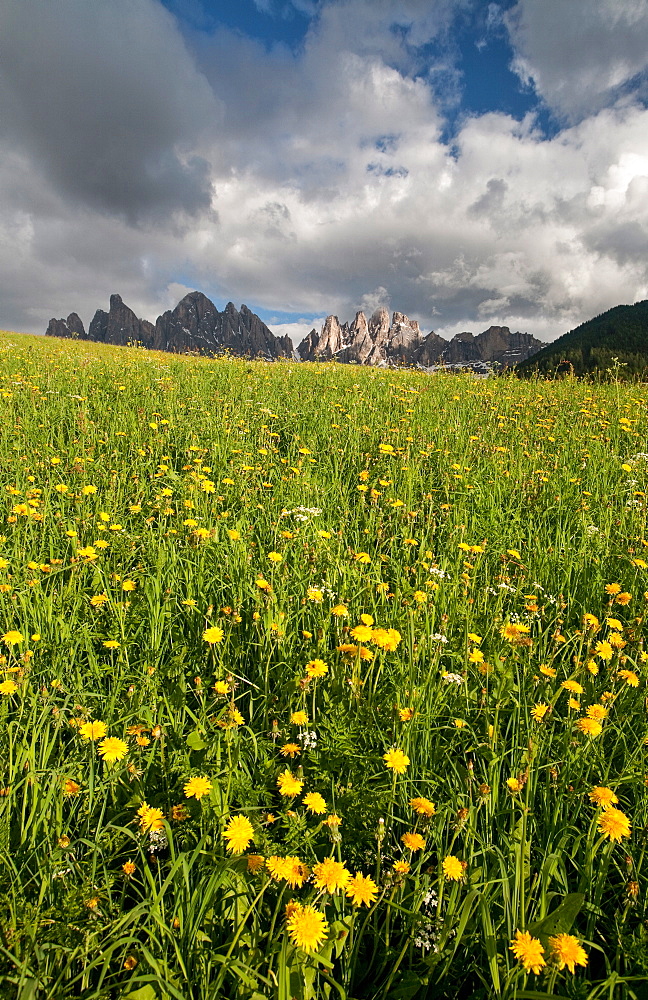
top-left (605, 583), bottom-right (621, 595)
top-left (510, 930), bottom-right (546, 974)
top-left (442, 855), bottom-right (465, 880)
top-left (585, 704), bottom-right (607, 720)
top-left (582, 613), bottom-right (600, 630)
top-left (399, 707), bottom-right (414, 721)
top-left (267, 551), bottom-right (283, 563)
top-left (331, 604), bottom-right (348, 617)
top-left (280, 743), bottom-right (301, 757)
top-left (312, 857), bottom-right (351, 893)
top-left (79, 720), bottom-right (108, 741)
top-left (183, 776), bottom-right (213, 800)
top-left (227, 529), bottom-right (241, 541)
top-left (286, 905), bottom-right (329, 953)
top-left (618, 669), bottom-right (639, 686)
top-left (500, 622), bottom-right (531, 641)
top-left (506, 777), bottom-right (521, 793)
top-left (345, 873), bottom-right (378, 906)
top-left (360, 614), bottom-right (374, 626)
top-left (548, 934), bottom-right (588, 973)
top-left (291, 710), bottom-right (308, 725)
top-left (562, 680), bottom-right (584, 694)
top-left (371, 627), bottom-right (401, 651)
top-left (0, 679), bottom-right (18, 696)
top-left (2, 630), bottom-right (23, 645)
top-left (223, 815), bottom-right (255, 854)
top-left (203, 626), bottom-right (224, 644)
top-left (576, 718), bottom-right (603, 737)
top-left (122, 861), bottom-right (136, 876)
top-left (214, 680), bottom-right (229, 694)
top-left (303, 792), bottom-right (327, 814)
top-left (277, 769), bottom-right (304, 797)
top-left (63, 779), bottom-right (81, 795)
top-left (598, 807), bottom-right (631, 841)
top-left (97, 737), bottom-right (128, 763)
top-left (401, 832), bottom-right (425, 851)
top-left (137, 802), bottom-right (165, 832)
top-left (595, 640), bottom-right (613, 660)
top-left (247, 854), bottom-right (265, 872)
top-left (350, 625), bottom-right (373, 642)
top-left (90, 593), bottom-right (109, 607)
top-left (589, 786), bottom-right (619, 809)
top-left (393, 860), bottom-right (410, 875)
top-left (410, 796), bottom-right (435, 817)
top-left (531, 703), bottom-right (549, 722)
top-left (102, 640), bottom-right (120, 649)
top-left (305, 659), bottom-right (328, 678)
top-left (615, 592), bottom-right (632, 605)
top-left (122, 580), bottom-right (137, 591)
top-left (306, 588), bottom-right (323, 602)
top-left (383, 748), bottom-right (410, 773)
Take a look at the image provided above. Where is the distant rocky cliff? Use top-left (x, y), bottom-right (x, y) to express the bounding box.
top-left (46, 292), bottom-right (294, 360)
top-left (297, 309), bottom-right (542, 368)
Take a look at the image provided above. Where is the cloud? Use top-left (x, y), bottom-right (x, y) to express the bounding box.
top-left (1, 0), bottom-right (648, 349)
top-left (506, 0), bottom-right (648, 120)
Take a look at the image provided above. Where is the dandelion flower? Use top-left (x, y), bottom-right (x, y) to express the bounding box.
top-left (595, 641), bottom-right (613, 660)
top-left (2, 630), bottom-right (24, 645)
top-left (277, 769), bottom-right (304, 797)
top-left (122, 861), bottom-right (136, 876)
top-left (345, 873), bottom-right (378, 906)
top-left (312, 857), bottom-right (351, 893)
top-left (500, 623), bottom-right (531, 642)
top-left (305, 659), bottom-right (328, 678)
top-left (331, 604), bottom-right (348, 617)
top-left (605, 583), bottom-right (621, 595)
top-left (79, 720), bottom-right (108, 741)
top-left (371, 627), bottom-right (401, 651)
top-left (97, 737), bottom-right (128, 763)
top-left (618, 669), bottom-right (639, 687)
top-left (506, 777), bottom-right (521, 793)
top-left (290, 710), bottom-right (308, 725)
top-left (393, 860), bottom-right (410, 874)
top-left (137, 802), bottom-right (165, 832)
top-left (286, 905), bottom-right (329, 953)
top-left (399, 707), bottom-right (414, 721)
top-left (401, 832), bottom-right (425, 851)
top-left (183, 776), bottom-right (213, 800)
top-left (589, 786), bottom-right (619, 809)
top-left (280, 743), bottom-right (301, 757)
top-left (303, 792), bottom-right (327, 814)
top-left (585, 704), bottom-right (607, 720)
top-left (350, 625), bottom-right (373, 642)
top-left (0, 679), bottom-right (18, 695)
top-left (442, 855), bottom-right (465, 880)
top-left (383, 748), bottom-right (410, 773)
top-left (410, 796), bottom-right (435, 817)
top-left (510, 930), bottom-right (546, 974)
top-left (203, 626), bottom-right (224, 644)
top-left (531, 703), bottom-right (549, 722)
top-left (548, 934), bottom-right (588, 973)
top-left (247, 854), bottom-right (265, 872)
top-left (598, 807), bottom-right (631, 841)
top-left (282, 856), bottom-right (310, 887)
top-left (223, 815), bottom-right (255, 854)
top-left (562, 680), bottom-right (584, 694)
top-left (576, 718), bottom-right (603, 737)
top-left (63, 779), bottom-right (81, 795)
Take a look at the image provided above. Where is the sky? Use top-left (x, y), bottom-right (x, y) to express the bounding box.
top-left (1, 0), bottom-right (648, 348)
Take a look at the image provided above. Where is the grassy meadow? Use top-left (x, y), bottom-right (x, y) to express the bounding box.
top-left (1, 330), bottom-right (648, 1000)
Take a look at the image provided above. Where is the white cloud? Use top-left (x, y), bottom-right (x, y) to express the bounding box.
top-left (506, 0), bottom-right (648, 120)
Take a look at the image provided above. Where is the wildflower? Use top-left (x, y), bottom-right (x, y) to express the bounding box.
top-left (97, 737), bottom-right (128, 763)
top-left (305, 659), bottom-right (328, 678)
top-left (286, 905), bottom-right (329, 953)
top-left (202, 626), bottom-right (224, 644)
top-left (616, 592), bottom-right (632, 605)
top-left (594, 640), bottom-right (613, 660)
top-left (217, 706), bottom-right (244, 729)
top-left (510, 930), bottom-right (546, 974)
top-left (350, 625), bottom-right (373, 642)
top-left (267, 551), bottom-right (282, 563)
top-left (371, 627), bottom-right (401, 651)
top-left (291, 710), bottom-right (308, 725)
top-left (303, 792), bottom-right (327, 814)
top-left (401, 832), bottom-right (425, 851)
top-left (123, 956), bottom-right (138, 971)
top-left (506, 778), bottom-right (521, 793)
top-left (79, 720), bottom-right (108, 741)
top-left (586, 704), bottom-right (607, 720)
top-left (598, 807), bottom-right (631, 841)
top-left (500, 622), bottom-right (531, 642)
top-left (568, 698), bottom-right (581, 711)
top-left (122, 861), bottom-right (136, 875)
top-left (312, 857), bottom-right (351, 893)
top-left (468, 648), bottom-right (484, 663)
top-left (280, 743), bottom-right (301, 757)
top-left (531, 703), bottom-right (549, 722)
top-left (0, 679), bottom-right (17, 696)
top-left (609, 632), bottom-right (626, 649)
top-left (442, 855), bottom-right (465, 880)
top-left (393, 860), bottom-right (410, 874)
top-left (576, 718), bottom-right (603, 737)
top-left (277, 769), bottom-right (304, 797)
top-left (383, 748), bottom-right (410, 774)
top-left (183, 776), bottom-right (213, 800)
top-left (589, 786), bottom-right (619, 809)
top-left (213, 680), bottom-right (229, 694)
top-left (227, 529), bottom-right (241, 541)
top-left (548, 934), bottom-right (588, 973)
top-left (331, 604), bottom-right (348, 617)
top-left (306, 588), bottom-right (323, 602)
top-left (410, 796), bottom-right (436, 817)
top-left (355, 552), bottom-right (371, 564)
top-left (562, 680), bottom-right (584, 694)
top-left (324, 813), bottom-right (342, 828)
top-left (90, 594), bottom-right (109, 607)
top-left (583, 613), bottom-right (600, 630)
top-left (618, 669), bottom-right (639, 686)
top-left (247, 854), bottom-right (265, 872)
top-left (399, 707), bottom-right (414, 721)
top-left (345, 873), bottom-right (378, 906)
top-left (2, 630), bottom-right (23, 645)
top-left (63, 779), bottom-right (81, 795)
top-left (605, 583), bottom-right (622, 595)
top-left (223, 815), bottom-right (255, 854)
top-left (540, 665), bottom-right (557, 678)
top-left (137, 802), bottom-right (165, 832)
top-left (122, 580), bottom-right (136, 591)
top-left (282, 857), bottom-right (310, 887)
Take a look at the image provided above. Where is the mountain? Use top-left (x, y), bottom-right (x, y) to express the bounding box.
top-left (516, 299), bottom-right (648, 376)
top-left (46, 292), bottom-right (294, 360)
top-left (297, 309), bottom-right (542, 368)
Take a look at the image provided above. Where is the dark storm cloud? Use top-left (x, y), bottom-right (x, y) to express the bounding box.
top-left (0, 0), bottom-right (219, 223)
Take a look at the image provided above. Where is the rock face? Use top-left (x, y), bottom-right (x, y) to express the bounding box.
top-left (154, 292), bottom-right (293, 358)
top-left (297, 311), bottom-right (543, 368)
top-left (46, 291), bottom-right (293, 360)
top-left (45, 312), bottom-right (86, 339)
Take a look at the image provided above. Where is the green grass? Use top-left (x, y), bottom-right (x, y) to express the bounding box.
top-left (1, 330), bottom-right (648, 999)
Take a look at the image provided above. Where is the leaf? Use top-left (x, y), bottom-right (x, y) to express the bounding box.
top-left (121, 987), bottom-right (158, 1000)
top-left (388, 971), bottom-right (424, 999)
top-left (186, 729), bottom-right (207, 751)
top-left (527, 893), bottom-right (585, 947)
